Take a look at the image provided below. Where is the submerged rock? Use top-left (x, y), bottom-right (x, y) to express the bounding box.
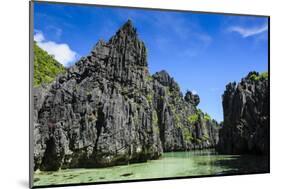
top-left (33, 20), bottom-right (219, 171)
top-left (217, 72), bottom-right (269, 155)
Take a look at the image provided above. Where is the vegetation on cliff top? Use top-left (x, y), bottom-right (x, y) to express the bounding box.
top-left (203, 113), bottom-right (211, 121)
top-left (33, 42), bottom-right (66, 86)
top-left (248, 72), bottom-right (268, 81)
top-left (187, 110), bottom-right (214, 126)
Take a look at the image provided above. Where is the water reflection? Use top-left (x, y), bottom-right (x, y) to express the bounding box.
top-left (211, 155), bottom-right (269, 174)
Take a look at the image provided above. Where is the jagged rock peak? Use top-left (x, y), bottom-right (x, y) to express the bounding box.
top-left (104, 19), bottom-right (147, 67)
top-left (184, 90), bottom-right (200, 106)
top-left (246, 71), bottom-right (259, 79)
top-left (118, 19), bottom-right (137, 37)
top-left (153, 70), bottom-right (180, 91)
top-left (154, 70), bottom-right (170, 78)
top-left (95, 39), bottom-right (106, 47)
top-left (90, 39), bottom-right (107, 55)
top-left (108, 19), bottom-right (138, 43)
top-left (217, 71), bottom-right (269, 155)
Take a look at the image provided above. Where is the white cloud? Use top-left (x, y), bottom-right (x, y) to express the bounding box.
top-left (191, 90), bottom-right (198, 95)
top-left (34, 31), bottom-right (44, 42)
top-left (228, 24), bottom-right (268, 38)
top-left (34, 30), bottom-right (78, 66)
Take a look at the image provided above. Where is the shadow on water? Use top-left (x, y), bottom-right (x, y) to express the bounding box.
top-left (198, 154), bottom-right (269, 175)
top-left (163, 149), bottom-right (217, 158)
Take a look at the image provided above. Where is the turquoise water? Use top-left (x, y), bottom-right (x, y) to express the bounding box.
top-left (33, 149), bottom-right (269, 186)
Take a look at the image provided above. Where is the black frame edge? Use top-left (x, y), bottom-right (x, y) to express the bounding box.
top-left (29, 1), bottom-right (35, 188)
top-left (268, 16), bottom-right (270, 173)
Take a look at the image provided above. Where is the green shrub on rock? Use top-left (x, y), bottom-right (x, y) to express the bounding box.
top-left (182, 127), bottom-right (193, 142)
top-left (33, 42), bottom-right (66, 86)
top-left (203, 113), bottom-right (211, 121)
top-left (187, 113), bottom-right (199, 124)
top-left (249, 72), bottom-right (268, 81)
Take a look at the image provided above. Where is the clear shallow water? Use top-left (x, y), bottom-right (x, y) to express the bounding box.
top-left (33, 149), bottom-right (269, 186)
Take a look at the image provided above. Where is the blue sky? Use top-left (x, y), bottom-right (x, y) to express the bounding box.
top-left (34, 2), bottom-right (268, 122)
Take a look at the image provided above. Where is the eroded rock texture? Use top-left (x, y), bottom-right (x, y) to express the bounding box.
top-left (33, 20), bottom-right (219, 171)
top-left (152, 71), bottom-right (219, 152)
top-left (217, 72), bottom-right (269, 155)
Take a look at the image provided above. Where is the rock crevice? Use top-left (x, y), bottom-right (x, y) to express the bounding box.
top-left (217, 72), bottom-right (269, 155)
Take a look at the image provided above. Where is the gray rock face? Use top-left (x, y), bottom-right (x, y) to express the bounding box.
top-left (33, 20), bottom-right (219, 171)
top-left (184, 91), bottom-right (200, 106)
top-left (217, 72), bottom-right (269, 155)
top-left (152, 71), bottom-right (219, 152)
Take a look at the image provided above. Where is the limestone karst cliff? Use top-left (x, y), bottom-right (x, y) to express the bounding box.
top-left (33, 20), bottom-right (219, 171)
top-left (217, 71), bottom-right (269, 155)
top-left (152, 71), bottom-right (219, 152)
